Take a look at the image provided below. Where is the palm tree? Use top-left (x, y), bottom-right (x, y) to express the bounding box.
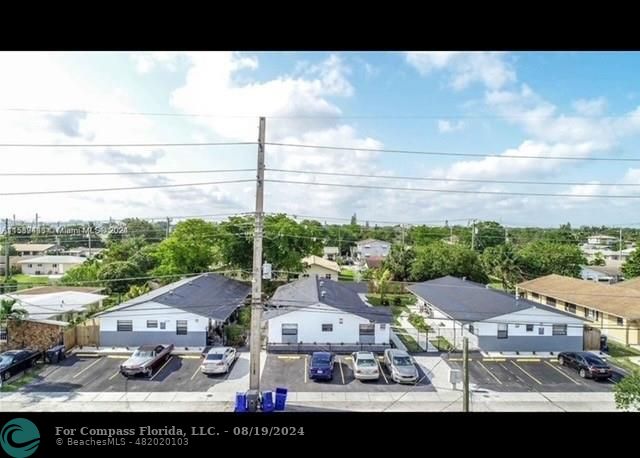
top-left (0, 298), bottom-right (27, 342)
top-left (372, 268), bottom-right (392, 305)
top-left (482, 245), bottom-right (524, 291)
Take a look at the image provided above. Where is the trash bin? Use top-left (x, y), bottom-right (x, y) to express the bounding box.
top-left (600, 335), bottom-right (609, 352)
top-left (235, 392), bottom-right (247, 412)
top-left (261, 391), bottom-right (274, 412)
top-left (246, 389), bottom-right (260, 412)
top-left (46, 345), bottom-right (65, 364)
top-left (274, 387), bottom-right (288, 411)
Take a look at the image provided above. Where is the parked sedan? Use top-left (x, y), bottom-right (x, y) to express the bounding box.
top-left (383, 349), bottom-right (419, 384)
top-left (120, 344), bottom-right (174, 377)
top-left (201, 347), bottom-right (237, 375)
top-left (308, 351), bottom-right (335, 381)
top-left (0, 349), bottom-right (42, 383)
top-left (352, 351), bottom-right (380, 381)
top-left (558, 351), bottom-right (612, 380)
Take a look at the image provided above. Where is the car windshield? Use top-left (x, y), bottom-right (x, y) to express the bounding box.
top-left (133, 351), bottom-right (154, 358)
top-left (206, 354), bottom-right (224, 360)
top-left (585, 356), bottom-right (605, 365)
top-left (357, 359), bottom-right (376, 367)
top-left (312, 355), bottom-right (331, 365)
top-left (393, 356), bottom-right (413, 366)
top-left (0, 355), bottom-right (13, 365)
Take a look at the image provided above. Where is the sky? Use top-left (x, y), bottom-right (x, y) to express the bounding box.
top-left (1, 51), bottom-right (640, 228)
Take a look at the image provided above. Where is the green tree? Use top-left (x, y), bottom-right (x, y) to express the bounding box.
top-left (590, 252), bottom-right (606, 266)
top-left (103, 237), bottom-right (148, 263)
top-left (263, 214), bottom-right (323, 275)
top-left (410, 242), bottom-right (487, 283)
top-left (60, 259), bottom-right (101, 285)
top-left (383, 244), bottom-right (415, 281)
top-left (482, 244), bottom-right (524, 291)
top-left (622, 249), bottom-right (640, 279)
top-left (371, 268), bottom-right (392, 305)
top-left (123, 283), bottom-right (151, 301)
top-left (108, 218), bottom-right (165, 243)
top-left (0, 298), bottom-right (27, 322)
top-left (471, 221), bottom-right (506, 252)
top-left (614, 372), bottom-right (640, 411)
top-left (518, 241), bottom-right (586, 278)
top-left (98, 261), bottom-right (143, 294)
top-left (0, 242), bottom-right (16, 256)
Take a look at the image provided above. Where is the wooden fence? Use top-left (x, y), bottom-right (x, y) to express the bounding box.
top-left (64, 318), bottom-right (100, 349)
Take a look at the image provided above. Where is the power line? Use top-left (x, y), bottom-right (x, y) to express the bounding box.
top-left (0, 168), bottom-right (255, 177)
top-left (265, 179), bottom-right (640, 199)
top-left (267, 142), bottom-right (640, 162)
top-left (0, 178), bottom-right (254, 196)
top-left (0, 141), bottom-right (256, 148)
top-left (268, 168), bottom-right (640, 188)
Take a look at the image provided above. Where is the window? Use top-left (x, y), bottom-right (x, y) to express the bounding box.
top-left (595, 311), bottom-right (600, 321)
top-left (468, 324), bottom-right (475, 335)
top-left (617, 317), bottom-right (624, 326)
top-left (538, 327), bottom-right (544, 335)
top-left (552, 324), bottom-right (567, 336)
top-left (321, 324), bottom-right (333, 332)
top-left (37, 263), bottom-right (42, 267)
top-left (281, 324), bottom-right (298, 335)
top-left (338, 318), bottom-right (343, 324)
top-left (146, 320), bottom-right (158, 329)
top-left (497, 323), bottom-right (508, 339)
top-left (531, 292), bottom-right (539, 299)
top-left (526, 324), bottom-right (534, 332)
top-left (160, 322), bottom-right (166, 330)
top-left (176, 320), bottom-right (188, 335)
top-left (546, 297), bottom-right (556, 306)
top-left (28, 264), bottom-right (32, 268)
top-left (564, 303), bottom-right (577, 313)
top-left (52, 264), bottom-right (58, 268)
top-left (325, 274), bottom-right (332, 279)
top-left (0, 324), bottom-right (7, 342)
top-left (117, 320), bottom-right (132, 332)
top-left (359, 324), bottom-right (375, 335)
top-left (380, 323), bottom-right (386, 330)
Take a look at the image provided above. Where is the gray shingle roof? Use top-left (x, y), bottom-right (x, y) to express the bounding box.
top-left (97, 273), bottom-right (251, 321)
top-left (408, 276), bottom-right (584, 322)
top-left (265, 276), bottom-right (391, 323)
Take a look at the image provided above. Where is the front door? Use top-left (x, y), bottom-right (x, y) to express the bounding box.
top-left (359, 323), bottom-right (375, 344)
top-left (281, 323), bottom-right (298, 344)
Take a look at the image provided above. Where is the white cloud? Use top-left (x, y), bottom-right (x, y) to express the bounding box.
top-left (573, 97), bottom-right (607, 116)
top-left (131, 52), bottom-right (182, 74)
top-left (405, 52), bottom-right (516, 90)
top-left (437, 119), bottom-right (465, 133)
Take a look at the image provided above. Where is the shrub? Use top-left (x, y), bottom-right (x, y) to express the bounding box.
top-left (225, 324), bottom-right (245, 346)
top-left (393, 296), bottom-right (402, 306)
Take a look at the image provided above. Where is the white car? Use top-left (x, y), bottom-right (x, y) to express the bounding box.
top-left (201, 347), bottom-right (237, 375)
top-left (351, 351), bottom-right (380, 380)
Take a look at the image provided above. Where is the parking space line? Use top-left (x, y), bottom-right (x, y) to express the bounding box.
top-left (338, 358), bottom-right (345, 384)
top-left (482, 358), bottom-right (506, 362)
top-left (544, 361), bottom-right (581, 385)
top-left (190, 363), bottom-right (202, 381)
top-left (108, 369), bottom-right (121, 380)
top-left (476, 361), bottom-right (503, 384)
top-left (150, 356), bottom-right (173, 381)
top-left (511, 361), bottom-right (542, 385)
top-left (304, 356), bottom-right (308, 384)
top-left (377, 359), bottom-right (389, 384)
top-left (107, 355), bottom-right (129, 359)
top-left (499, 363), bottom-right (527, 384)
top-left (72, 357), bottom-right (104, 378)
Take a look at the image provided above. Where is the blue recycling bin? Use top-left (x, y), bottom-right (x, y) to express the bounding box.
top-left (261, 391), bottom-right (274, 412)
top-left (235, 392), bottom-right (248, 412)
top-left (274, 387), bottom-right (288, 411)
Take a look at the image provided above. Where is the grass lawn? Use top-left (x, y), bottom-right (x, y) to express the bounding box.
top-left (607, 341), bottom-right (640, 373)
top-left (430, 336), bottom-right (454, 352)
top-left (0, 365), bottom-right (43, 392)
top-left (338, 269), bottom-right (354, 281)
top-left (408, 313), bottom-right (431, 332)
top-left (12, 274), bottom-right (50, 286)
top-left (396, 332), bottom-right (422, 353)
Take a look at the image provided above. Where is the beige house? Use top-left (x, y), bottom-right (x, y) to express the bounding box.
top-left (17, 255), bottom-right (85, 276)
top-left (517, 274), bottom-right (640, 346)
top-left (301, 255), bottom-right (340, 281)
top-left (12, 243), bottom-right (62, 257)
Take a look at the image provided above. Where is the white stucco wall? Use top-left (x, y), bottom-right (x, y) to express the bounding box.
top-left (20, 262), bottom-right (81, 275)
top-left (473, 307), bottom-right (584, 338)
top-left (99, 301), bottom-right (209, 334)
top-left (302, 265), bottom-right (339, 281)
top-left (266, 303), bottom-right (389, 344)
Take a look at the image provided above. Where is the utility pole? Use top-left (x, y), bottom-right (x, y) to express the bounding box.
top-left (619, 228), bottom-right (623, 261)
top-left (88, 231), bottom-right (92, 258)
top-left (505, 226), bottom-right (509, 244)
top-left (471, 219), bottom-right (476, 251)
top-left (249, 117), bottom-right (266, 391)
top-left (4, 219), bottom-right (10, 281)
top-left (166, 217), bottom-right (172, 239)
top-left (450, 225), bottom-right (454, 244)
top-left (35, 213), bottom-right (38, 234)
top-left (401, 224), bottom-right (405, 250)
top-left (463, 336), bottom-right (470, 412)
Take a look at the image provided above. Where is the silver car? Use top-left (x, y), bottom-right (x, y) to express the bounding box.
top-left (383, 349), bottom-right (418, 384)
top-left (201, 347), bottom-right (237, 375)
top-left (351, 351), bottom-right (380, 381)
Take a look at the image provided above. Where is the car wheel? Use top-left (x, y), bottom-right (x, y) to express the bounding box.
top-left (2, 371), bottom-right (10, 381)
top-left (144, 368), bottom-right (152, 378)
top-left (558, 357), bottom-right (565, 366)
top-left (579, 368), bottom-right (587, 378)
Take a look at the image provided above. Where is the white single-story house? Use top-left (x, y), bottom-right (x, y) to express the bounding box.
top-left (408, 276), bottom-right (585, 353)
top-left (322, 246), bottom-right (339, 261)
top-left (95, 273), bottom-right (251, 348)
top-left (301, 255), bottom-right (340, 281)
top-left (352, 238), bottom-right (390, 260)
top-left (264, 276), bottom-right (392, 352)
top-left (580, 264), bottom-right (624, 284)
top-left (1, 290), bottom-right (108, 321)
top-left (17, 255), bottom-right (86, 275)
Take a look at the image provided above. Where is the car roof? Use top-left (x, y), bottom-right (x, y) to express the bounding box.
top-left (355, 351), bottom-right (375, 358)
top-left (2, 350), bottom-right (22, 356)
top-left (387, 349), bottom-right (409, 357)
top-left (138, 345), bottom-right (158, 351)
top-left (311, 351), bottom-right (332, 357)
top-left (207, 347), bottom-right (232, 354)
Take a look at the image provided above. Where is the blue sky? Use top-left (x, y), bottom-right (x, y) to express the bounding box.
top-left (1, 51), bottom-right (640, 227)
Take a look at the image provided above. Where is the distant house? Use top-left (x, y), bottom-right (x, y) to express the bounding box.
top-left (17, 255), bottom-right (86, 276)
top-left (581, 246), bottom-right (635, 264)
top-left (301, 255), bottom-right (340, 280)
top-left (95, 273), bottom-right (251, 348)
top-left (322, 246), bottom-right (339, 261)
top-left (264, 276), bottom-right (391, 352)
top-left (580, 264), bottom-right (624, 284)
top-left (353, 239), bottom-right (390, 260)
top-left (408, 276), bottom-right (585, 352)
top-left (12, 243), bottom-right (62, 257)
top-left (64, 246), bottom-right (105, 258)
top-left (586, 234), bottom-right (618, 247)
top-left (0, 256), bottom-right (21, 276)
top-left (518, 274), bottom-right (640, 346)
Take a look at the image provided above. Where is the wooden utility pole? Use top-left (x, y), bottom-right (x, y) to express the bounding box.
top-left (249, 117), bottom-right (266, 391)
top-left (471, 220), bottom-right (476, 251)
top-left (463, 336), bottom-right (470, 412)
top-left (166, 217), bottom-right (172, 239)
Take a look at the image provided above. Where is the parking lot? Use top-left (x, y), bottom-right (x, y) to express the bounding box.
top-left (443, 354), bottom-right (624, 393)
top-left (22, 353), bottom-right (247, 393)
top-left (260, 354), bottom-right (436, 392)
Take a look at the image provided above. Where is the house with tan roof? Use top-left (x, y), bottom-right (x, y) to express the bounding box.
top-left (301, 255), bottom-right (340, 281)
top-left (517, 274), bottom-right (640, 346)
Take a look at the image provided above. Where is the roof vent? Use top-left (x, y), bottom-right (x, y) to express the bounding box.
top-left (462, 276), bottom-right (467, 281)
top-left (320, 290), bottom-right (326, 299)
top-left (319, 280), bottom-right (325, 287)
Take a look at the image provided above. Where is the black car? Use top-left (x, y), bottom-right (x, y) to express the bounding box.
top-left (558, 351), bottom-right (611, 380)
top-left (0, 349), bottom-right (42, 383)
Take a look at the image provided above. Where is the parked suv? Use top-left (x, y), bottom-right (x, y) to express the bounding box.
top-left (308, 351), bottom-right (335, 381)
top-left (558, 351), bottom-right (611, 380)
top-left (383, 349), bottom-right (418, 384)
